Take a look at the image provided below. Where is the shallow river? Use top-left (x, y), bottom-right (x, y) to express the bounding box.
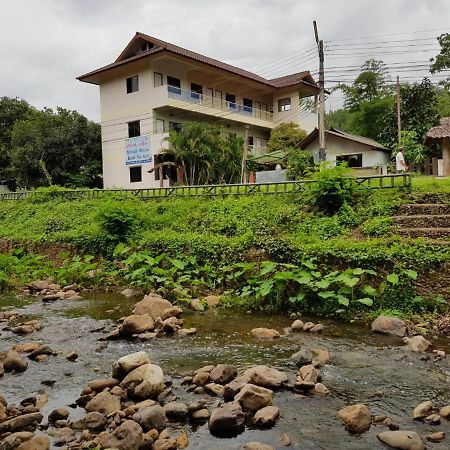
top-left (1, 292), bottom-right (450, 449)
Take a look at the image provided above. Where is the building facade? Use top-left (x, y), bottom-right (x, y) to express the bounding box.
top-left (299, 128), bottom-right (391, 174)
top-left (78, 32), bottom-right (319, 188)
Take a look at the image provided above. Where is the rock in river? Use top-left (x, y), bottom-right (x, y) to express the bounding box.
top-left (120, 314), bottom-right (154, 336)
top-left (253, 405), bottom-right (280, 428)
top-left (234, 384), bottom-right (273, 412)
top-left (120, 363), bottom-right (165, 399)
top-left (403, 335), bottom-right (431, 353)
top-left (377, 430), bottom-right (425, 450)
top-left (133, 405), bottom-right (167, 431)
top-left (209, 364), bottom-right (237, 385)
top-left (209, 401), bottom-right (245, 437)
top-left (85, 391), bottom-right (121, 415)
top-left (371, 316), bottom-right (406, 337)
top-left (98, 420), bottom-right (144, 450)
top-left (243, 366), bottom-right (288, 389)
top-left (3, 350), bottom-right (28, 372)
top-left (337, 404), bottom-right (371, 433)
top-left (250, 328), bottom-right (280, 339)
top-left (133, 295), bottom-right (173, 320)
top-left (112, 351), bottom-right (151, 379)
top-left (16, 436), bottom-right (50, 450)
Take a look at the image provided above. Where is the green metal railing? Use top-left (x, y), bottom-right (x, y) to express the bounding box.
top-left (0, 173), bottom-right (411, 201)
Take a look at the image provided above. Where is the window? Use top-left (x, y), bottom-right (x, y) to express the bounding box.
top-left (215, 90), bottom-right (222, 100)
top-left (226, 93), bottom-right (236, 109)
top-left (248, 136), bottom-right (254, 146)
top-left (167, 76), bottom-right (181, 94)
top-left (278, 97), bottom-right (291, 112)
top-left (129, 166), bottom-right (142, 183)
top-left (154, 72), bottom-right (163, 87)
top-left (191, 83), bottom-right (203, 100)
top-left (336, 154), bottom-right (363, 168)
top-left (169, 121), bottom-right (182, 132)
top-left (243, 98), bottom-right (253, 114)
top-left (156, 119), bottom-right (165, 133)
top-left (126, 75), bottom-right (139, 94)
top-left (128, 121), bottom-right (140, 138)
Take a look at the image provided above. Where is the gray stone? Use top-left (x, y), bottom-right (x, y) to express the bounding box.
top-left (377, 430), bottom-right (425, 450)
top-left (0, 413), bottom-right (43, 434)
top-left (133, 296), bottom-right (173, 319)
top-left (289, 349), bottom-right (312, 367)
top-left (371, 316), bottom-right (406, 337)
top-left (3, 351), bottom-right (28, 372)
top-left (121, 363), bottom-right (165, 399)
top-left (208, 402), bottom-right (245, 437)
top-left (337, 404), bottom-right (371, 433)
top-left (120, 314), bottom-right (154, 336)
top-left (209, 364), bottom-right (237, 384)
top-left (243, 366), bottom-right (288, 389)
top-left (234, 384), bottom-right (273, 412)
top-left (163, 402), bottom-right (188, 421)
top-left (85, 391), bottom-right (121, 415)
top-left (98, 420), bottom-right (144, 450)
top-left (132, 405), bottom-right (167, 431)
top-left (112, 351), bottom-right (151, 379)
top-left (403, 335), bottom-right (431, 353)
top-left (253, 405), bottom-right (280, 428)
top-left (250, 328), bottom-right (280, 339)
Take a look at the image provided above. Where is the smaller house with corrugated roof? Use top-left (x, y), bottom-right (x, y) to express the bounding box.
top-left (299, 128), bottom-right (391, 174)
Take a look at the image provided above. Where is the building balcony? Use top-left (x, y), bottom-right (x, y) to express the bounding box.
top-left (152, 85), bottom-right (275, 129)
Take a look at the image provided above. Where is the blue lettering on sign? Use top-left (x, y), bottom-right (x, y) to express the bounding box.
top-left (125, 135), bottom-right (152, 165)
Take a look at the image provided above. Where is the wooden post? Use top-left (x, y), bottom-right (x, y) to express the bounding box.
top-left (432, 157), bottom-right (439, 176)
top-left (424, 159), bottom-right (431, 176)
top-left (241, 125), bottom-right (250, 183)
top-left (396, 75), bottom-right (401, 144)
top-left (443, 137), bottom-right (450, 176)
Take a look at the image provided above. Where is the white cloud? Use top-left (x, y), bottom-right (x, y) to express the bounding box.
top-left (0, 0), bottom-right (447, 120)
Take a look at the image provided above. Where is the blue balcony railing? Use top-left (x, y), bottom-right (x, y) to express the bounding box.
top-left (166, 86), bottom-right (273, 122)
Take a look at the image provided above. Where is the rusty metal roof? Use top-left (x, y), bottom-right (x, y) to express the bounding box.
top-left (78, 32), bottom-right (318, 91)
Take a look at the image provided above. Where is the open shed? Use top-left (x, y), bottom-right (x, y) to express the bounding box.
top-left (425, 117), bottom-right (450, 176)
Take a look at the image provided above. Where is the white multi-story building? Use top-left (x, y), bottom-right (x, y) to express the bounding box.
top-left (78, 32), bottom-right (319, 188)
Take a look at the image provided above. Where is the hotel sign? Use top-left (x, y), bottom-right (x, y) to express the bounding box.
top-left (125, 135), bottom-right (152, 165)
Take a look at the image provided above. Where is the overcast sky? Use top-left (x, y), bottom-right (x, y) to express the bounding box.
top-left (0, 0), bottom-right (448, 122)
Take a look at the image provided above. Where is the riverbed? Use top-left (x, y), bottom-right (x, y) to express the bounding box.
top-left (1, 291), bottom-right (450, 449)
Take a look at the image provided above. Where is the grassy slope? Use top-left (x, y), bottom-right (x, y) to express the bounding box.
top-left (0, 179), bottom-right (449, 271)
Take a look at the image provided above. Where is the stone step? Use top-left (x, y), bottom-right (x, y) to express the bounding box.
top-left (393, 227), bottom-right (450, 239)
top-left (398, 204), bottom-right (450, 216)
top-left (393, 214), bottom-right (450, 228)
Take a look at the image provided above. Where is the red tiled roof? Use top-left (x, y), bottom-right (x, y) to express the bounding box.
top-left (78, 32), bottom-right (319, 91)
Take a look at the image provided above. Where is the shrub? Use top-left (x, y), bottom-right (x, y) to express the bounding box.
top-left (303, 164), bottom-right (357, 215)
top-left (97, 200), bottom-right (143, 242)
top-left (361, 217), bottom-right (393, 237)
top-left (286, 150), bottom-right (315, 180)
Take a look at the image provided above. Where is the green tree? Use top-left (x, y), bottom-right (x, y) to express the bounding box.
top-left (430, 33), bottom-right (450, 89)
top-left (395, 130), bottom-right (426, 165)
top-left (339, 59), bottom-right (391, 111)
top-left (267, 122), bottom-right (307, 153)
top-left (286, 150), bottom-right (314, 179)
top-left (163, 122), bottom-right (242, 185)
top-left (379, 78), bottom-right (440, 150)
top-left (10, 107), bottom-right (102, 188)
top-left (0, 97), bottom-right (35, 179)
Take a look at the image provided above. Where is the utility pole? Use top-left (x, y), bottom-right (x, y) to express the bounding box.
top-left (396, 75), bottom-right (401, 144)
top-left (313, 20), bottom-right (326, 162)
top-left (241, 125), bottom-right (250, 183)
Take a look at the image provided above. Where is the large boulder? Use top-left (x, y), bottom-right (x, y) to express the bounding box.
top-left (403, 336), bottom-right (431, 353)
top-left (250, 328), bottom-right (280, 339)
top-left (253, 406), bottom-right (280, 428)
top-left (3, 351), bottom-right (28, 372)
top-left (120, 315), bottom-right (154, 336)
top-left (85, 391), bottom-right (121, 415)
top-left (0, 413), bottom-right (43, 434)
top-left (371, 316), bottom-right (406, 337)
top-left (112, 352), bottom-right (151, 379)
top-left (133, 296), bottom-right (173, 319)
top-left (243, 366), bottom-right (288, 389)
top-left (163, 402), bottom-right (188, 421)
top-left (132, 405), bottom-right (167, 431)
top-left (121, 364), bottom-right (165, 399)
top-left (234, 384), bottom-right (273, 412)
top-left (98, 420), bottom-right (144, 450)
top-left (337, 404), bottom-right (371, 433)
top-left (289, 349), bottom-right (313, 368)
top-left (208, 402), bottom-right (245, 437)
top-left (209, 364), bottom-right (237, 385)
top-left (412, 401), bottom-right (433, 419)
top-left (16, 436), bottom-right (50, 450)
top-left (377, 430), bottom-right (425, 450)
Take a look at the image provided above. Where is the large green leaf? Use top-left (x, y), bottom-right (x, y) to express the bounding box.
top-left (403, 269), bottom-right (417, 280)
top-left (318, 290), bottom-right (335, 299)
top-left (386, 273), bottom-right (399, 284)
top-left (357, 297), bottom-right (374, 306)
top-left (337, 295), bottom-right (350, 307)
